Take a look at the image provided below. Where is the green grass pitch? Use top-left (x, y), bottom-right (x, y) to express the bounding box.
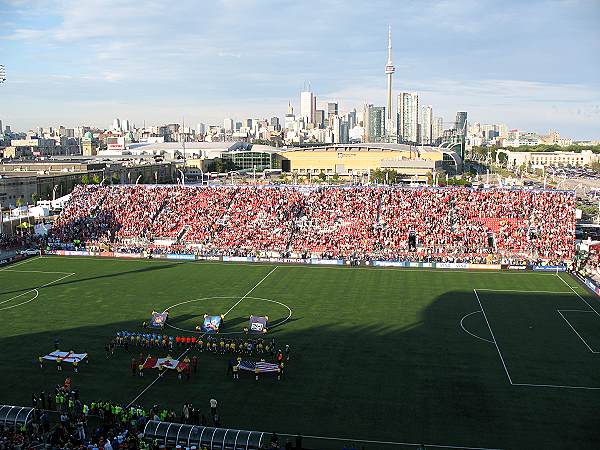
top-left (1, 256), bottom-right (600, 449)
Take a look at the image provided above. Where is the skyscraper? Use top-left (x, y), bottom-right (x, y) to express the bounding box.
top-left (347, 110), bottom-right (357, 129)
top-left (368, 106), bottom-right (386, 142)
top-left (384, 26), bottom-right (395, 136)
top-left (455, 112), bottom-right (467, 135)
top-left (300, 88), bottom-right (314, 127)
top-left (421, 105), bottom-right (433, 145)
top-left (432, 117), bottom-right (443, 144)
top-left (270, 117), bottom-right (280, 130)
top-left (224, 118), bottom-right (234, 132)
top-left (397, 92), bottom-right (419, 143)
top-left (327, 102), bottom-right (338, 127)
top-left (315, 110), bottom-right (325, 129)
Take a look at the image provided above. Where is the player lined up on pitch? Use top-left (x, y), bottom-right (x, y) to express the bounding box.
top-left (112, 331), bottom-right (289, 358)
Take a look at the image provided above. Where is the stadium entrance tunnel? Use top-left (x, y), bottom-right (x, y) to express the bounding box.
top-left (0, 405), bottom-right (34, 427)
top-left (143, 420), bottom-right (269, 449)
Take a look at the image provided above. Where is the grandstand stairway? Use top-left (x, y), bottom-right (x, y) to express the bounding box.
top-left (176, 225), bottom-right (191, 244)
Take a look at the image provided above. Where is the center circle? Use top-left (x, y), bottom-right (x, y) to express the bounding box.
top-left (161, 296), bottom-right (292, 335)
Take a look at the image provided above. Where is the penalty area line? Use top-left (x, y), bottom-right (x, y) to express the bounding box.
top-left (556, 273), bottom-right (600, 319)
top-left (473, 289), bottom-right (513, 385)
top-left (0, 256), bottom-right (41, 271)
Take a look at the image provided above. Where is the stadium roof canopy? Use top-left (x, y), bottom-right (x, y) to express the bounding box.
top-left (143, 420), bottom-right (267, 449)
top-left (0, 405), bottom-right (35, 427)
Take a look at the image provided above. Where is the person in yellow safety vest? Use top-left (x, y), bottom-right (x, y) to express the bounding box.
top-left (232, 362), bottom-right (239, 380)
top-left (38, 356), bottom-right (43, 369)
top-left (73, 360), bottom-right (79, 373)
top-left (138, 364), bottom-right (144, 377)
top-left (177, 366), bottom-right (183, 380)
top-left (56, 357), bottom-right (62, 371)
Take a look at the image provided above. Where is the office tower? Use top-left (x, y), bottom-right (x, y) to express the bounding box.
top-left (368, 106), bottom-right (386, 142)
top-left (422, 105), bottom-right (433, 145)
top-left (397, 92), bottom-right (419, 143)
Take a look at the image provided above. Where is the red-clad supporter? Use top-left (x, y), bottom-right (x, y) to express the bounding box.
top-left (48, 185), bottom-right (576, 264)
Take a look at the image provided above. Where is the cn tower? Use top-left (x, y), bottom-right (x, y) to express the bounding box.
top-left (384, 26), bottom-right (395, 134)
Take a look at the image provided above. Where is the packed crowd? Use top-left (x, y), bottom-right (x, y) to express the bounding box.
top-left (48, 185), bottom-right (576, 264)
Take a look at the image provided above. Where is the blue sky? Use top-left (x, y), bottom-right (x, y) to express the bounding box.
top-left (0, 0), bottom-right (599, 138)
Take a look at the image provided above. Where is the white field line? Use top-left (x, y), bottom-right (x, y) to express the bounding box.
top-left (459, 310), bottom-right (494, 343)
top-left (0, 256), bottom-right (41, 271)
top-left (475, 286), bottom-right (600, 390)
top-left (223, 266), bottom-right (278, 317)
top-left (126, 348), bottom-right (191, 408)
top-left (556, 273), bottom-right (600, 319)
top-left (473, 289), bottom-right (513, 384)
top-left (475, 289), bottom-right (571, 294)
top-left (557, 310), bottom-right (600, 354)
top-left (513, 382), bottom-right (600, 391)
top-left (0, 272), bottom-right (75, 311)
top-left (0, 269), bottom-right (75, 275)
top-left (128, 266), bottom-right (278, 408)
top-left (278, 432), bottom-right (505, 450)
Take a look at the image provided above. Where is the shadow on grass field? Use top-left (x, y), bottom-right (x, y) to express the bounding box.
top-left (0, 262), bottom-right (181, 296)
top-left (2, 286), bottom-right (600, 450)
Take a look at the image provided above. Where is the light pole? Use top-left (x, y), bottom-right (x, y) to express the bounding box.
top-left (178, 169), bottom-right (185, 186)
top-left (52, 185), bottom-right (59, 201)
top-left (135, 175), bottom-right (142, 185)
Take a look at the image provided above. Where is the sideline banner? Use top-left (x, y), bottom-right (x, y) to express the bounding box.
top-left (469, 264), bottom-right (502, 270)
top-left (0, 256), bottom-right (15, 266)
top-left (532, 265), bottom-right (567, 272)
top-left (166, 254), bottom-right (196, 261)
top-left (113, 252), bottom-right (142, 259)
top-left (372, 261), bottom-right (408, 267)
top-left (64, 250), bottom-right (90, 256)
top-left (310, 259), bottom-right (344, 265)
top-left (436, 262), bottom-right (469, 270)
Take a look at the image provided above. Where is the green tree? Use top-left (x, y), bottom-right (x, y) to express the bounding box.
top-left (332, 173), bottom-right (340, 182)
top-left (318, 171), bottom-right (326, 181)
top-left (80, 174), bottom-right (90, 185)
top-left (31, 193), bottom-right (39, 205)
top-left (91, 174), bottom-right (101, 184)
top-left (112, 173), bottom-right (120, 184)
top-left (15, 198), bottom-right (23, 207)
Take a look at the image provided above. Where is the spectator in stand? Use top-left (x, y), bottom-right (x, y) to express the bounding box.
top-left (49, 185), bottom-right (576, 266)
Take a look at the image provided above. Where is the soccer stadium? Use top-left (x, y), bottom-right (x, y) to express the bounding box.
top-left (1, 183), bottom-right (599, 449)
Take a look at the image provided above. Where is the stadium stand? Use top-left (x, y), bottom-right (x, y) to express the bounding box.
top-left (49, 185), bottom-right (576, 264)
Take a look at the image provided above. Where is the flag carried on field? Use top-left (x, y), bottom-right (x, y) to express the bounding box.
top-left (238, 360), bottom-right (280, 373)
top-left (247, 315), bottom-right (268, 334)
top-left (43, 351), bottom-right (87, 363)
top-left (142, 356), bottom-right (188, 371)
top-left (201, 314), bottom-right (223, 333)
top-left (150, 311), bottom-right (168, 328)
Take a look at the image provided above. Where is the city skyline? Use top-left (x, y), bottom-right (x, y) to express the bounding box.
top-left (1, 0), bottom-right (599, 138)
